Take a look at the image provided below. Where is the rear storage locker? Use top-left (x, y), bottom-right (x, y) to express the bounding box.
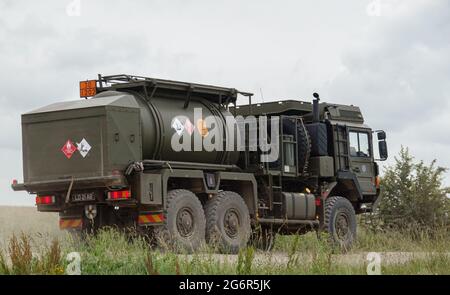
top-left (20, 93), bottom-right (141, 191)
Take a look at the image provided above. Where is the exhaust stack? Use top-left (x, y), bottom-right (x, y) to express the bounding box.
top-left (312, 93), bottom-right (320, 123)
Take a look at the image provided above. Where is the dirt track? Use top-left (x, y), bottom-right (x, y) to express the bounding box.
top-left (181, 251), bottom-right (450, 267)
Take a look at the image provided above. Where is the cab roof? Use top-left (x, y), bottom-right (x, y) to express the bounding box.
top-left (231, 99), bottom-right (364, 124)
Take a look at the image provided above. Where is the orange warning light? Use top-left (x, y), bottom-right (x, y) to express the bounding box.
top-left (80, 80), bottom-right (97, 97)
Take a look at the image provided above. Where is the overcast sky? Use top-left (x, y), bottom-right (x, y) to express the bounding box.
top-left (0, 0), bottom-right (449, 206)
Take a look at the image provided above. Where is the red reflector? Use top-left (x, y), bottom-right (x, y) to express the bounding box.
top-left (375, 176), bottom-right (381, 187)
top-left (59, 218), bottom-right (83, 230)
top-left (138, 213), bottom-right (165, 225)
top-left (315, 198), bottom-right (321, 207)
top-left (36, 195), bottom-right (55, 205)
top-left (12, 179), bottom-right (18, 185)
top-left (108, 189), bottom-right (131, 200)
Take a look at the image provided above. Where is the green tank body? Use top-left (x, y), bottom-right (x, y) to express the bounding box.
top-left (21, 89), bottom-right (239, 184)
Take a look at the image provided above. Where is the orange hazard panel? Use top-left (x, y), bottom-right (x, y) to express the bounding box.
top-left (138, 213), bottom-right (165, 225)
top-left (79, 80), bottom-right (97, 97)
top-left (59, 218), bottom-right (83, 230)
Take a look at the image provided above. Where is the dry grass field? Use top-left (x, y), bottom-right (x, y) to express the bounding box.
top-left (0, 206), bottom-right (60, 238)
top-left (0, 206), bottom-right (62, 252)
top-left (0, 206), bottom-right (449, 275)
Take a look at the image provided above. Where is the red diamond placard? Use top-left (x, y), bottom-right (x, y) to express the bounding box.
top-left (61, 139), bottom-right (77, 159)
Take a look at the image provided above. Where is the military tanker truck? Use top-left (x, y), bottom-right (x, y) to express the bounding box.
top-left (12, 74), bottom-right (388, 253)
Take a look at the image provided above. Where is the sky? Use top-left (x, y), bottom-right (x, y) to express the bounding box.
top-left (0, 0), bottom-right (449, 205)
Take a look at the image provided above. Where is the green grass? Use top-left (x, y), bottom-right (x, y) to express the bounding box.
top-left (0, 225), bottom-right (449, 275)
top-left (274, 225), bottom-right (450, 253)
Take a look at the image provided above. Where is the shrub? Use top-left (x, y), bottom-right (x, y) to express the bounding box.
top-left (376, 146), bottom-right (450, 230)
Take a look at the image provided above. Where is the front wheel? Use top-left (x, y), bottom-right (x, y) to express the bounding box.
top-left (323, 196), bottom-right (357, 251)
top-left (205, 191), bottom-right (251, 254)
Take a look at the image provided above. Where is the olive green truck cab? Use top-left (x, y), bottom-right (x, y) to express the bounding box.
top-left (12, 74), bottom-right (387, 252)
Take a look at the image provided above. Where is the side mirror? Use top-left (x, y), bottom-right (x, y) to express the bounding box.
top-left (377, 131), bottom-right (386, 140)
top-left (378, 140), bottom-right (388, 160)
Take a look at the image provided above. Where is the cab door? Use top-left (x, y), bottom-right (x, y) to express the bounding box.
top-left (347, 129), bottom-right (376, 195)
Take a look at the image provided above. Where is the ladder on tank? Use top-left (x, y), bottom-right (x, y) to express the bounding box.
top-left (264, 173), bottom-right (283, 217)
top-left (335, 124), bottom-right (350, 171)
top-left (271, 174), bottom-right (284, 217)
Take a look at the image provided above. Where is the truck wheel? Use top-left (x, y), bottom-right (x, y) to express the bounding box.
top-left (157, 189), bottom-right (206, 253)
top-left (205, 191), bottom-right (251, 254)
top-left (251, 226), bottom-right (276, 251)
top-left (323, 196), bottom-right (357, 251)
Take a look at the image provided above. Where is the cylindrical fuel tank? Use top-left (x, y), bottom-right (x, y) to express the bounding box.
top-left (283, 192), bottom-right (316, 220)
top-left (97, 90), bottom-right (240, 165)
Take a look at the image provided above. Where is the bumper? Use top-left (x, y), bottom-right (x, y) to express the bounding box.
top-left (11, 175), bottom-right (127, 193)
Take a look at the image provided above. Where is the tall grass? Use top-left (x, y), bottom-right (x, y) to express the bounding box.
top-left (0, 225), bottom-right (448, 275)
top-left (0, 233), bottom-right (64, 274)
top-left (236, 247), bottom-right (254, 275)
top-left (274, 225), bottom-right (450, 253)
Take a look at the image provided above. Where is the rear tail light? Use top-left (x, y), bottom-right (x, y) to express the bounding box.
top-left (375, 176), bottom-right (381, 188)
top-left (315, 198), bottom-right (321, 207)
top-left (108, 189), bottom-right (131, 200)
top-left (36, 195), bottom-right (55, 205)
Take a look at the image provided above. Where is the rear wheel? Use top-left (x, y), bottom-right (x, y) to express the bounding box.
top-left (205, 191), bottom-right (251, 254)
top-left (157, 189), bottom-right (206, 253)
top-left (323, 196), bottom-right (357, 251)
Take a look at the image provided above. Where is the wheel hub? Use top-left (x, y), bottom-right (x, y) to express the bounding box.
top-left (335, 213), bottom-right (350, 240)
top-left (224, 209), bottom-right (240, 238)
top-left (176, 208), bottom-right (195, 237)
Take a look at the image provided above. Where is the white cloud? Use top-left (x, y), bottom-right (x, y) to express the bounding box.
top-left (325, 0), bottom-right (450, 185)
top-left (0, 0), bottom-right (449, 205)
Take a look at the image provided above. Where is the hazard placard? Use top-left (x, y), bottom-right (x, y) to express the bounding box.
top-left (61, 139), bottom-right (77, 159)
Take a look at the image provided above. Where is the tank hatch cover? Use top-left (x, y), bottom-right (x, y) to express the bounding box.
top-left (231, 100), bottom-right (313, 116)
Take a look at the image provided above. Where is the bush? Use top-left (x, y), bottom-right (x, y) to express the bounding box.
top-left (376, 147), bottom-right (450, 230)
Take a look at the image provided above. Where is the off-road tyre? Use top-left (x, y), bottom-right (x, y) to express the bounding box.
top-left (297, 123), bottom-right (311, 174)
top-left (205, 191), bottom-right (251, 254)
top-left (156, 189), bottom-right (206, 253)
top-left (323, 196), bottom-right (357, 252)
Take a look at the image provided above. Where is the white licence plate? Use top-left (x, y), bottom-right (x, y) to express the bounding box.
top-left (71, 192), bottom-right (96, 202)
